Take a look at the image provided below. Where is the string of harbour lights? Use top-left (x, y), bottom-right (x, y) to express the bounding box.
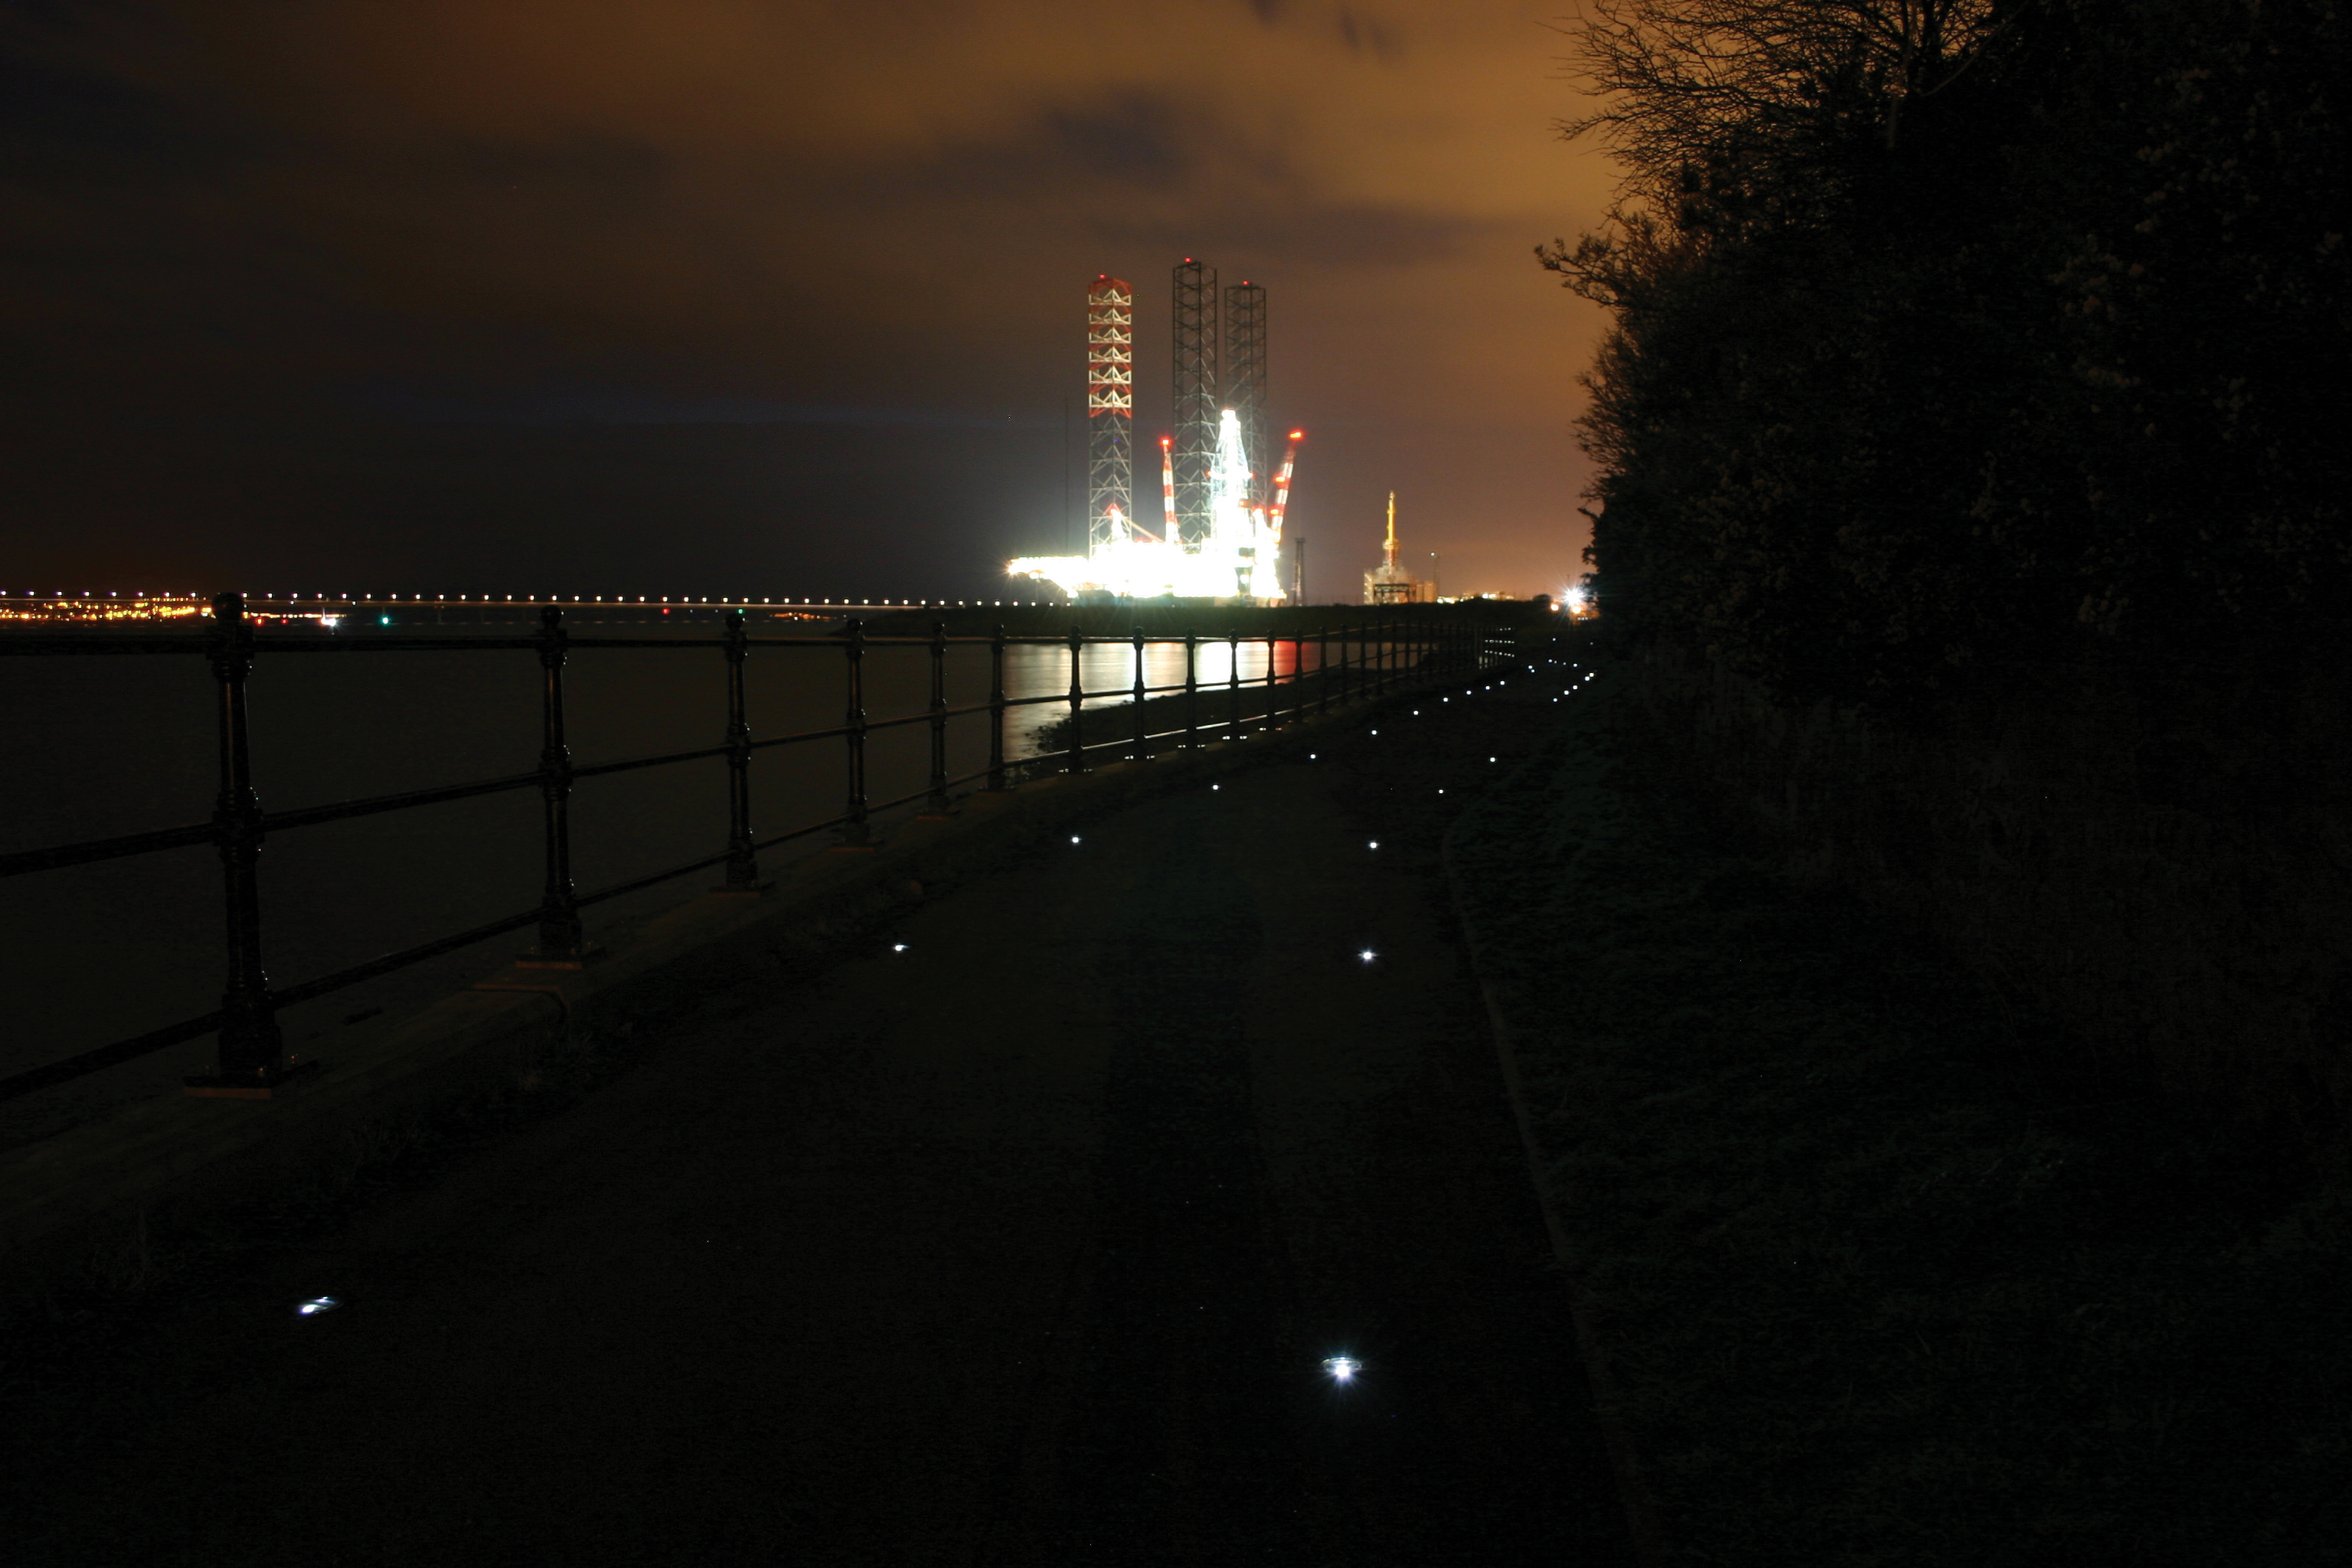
top-left (5, 590), bottom-right (1057, 618)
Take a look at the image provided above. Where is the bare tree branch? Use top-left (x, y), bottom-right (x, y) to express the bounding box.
top-left (1552, 0), bottom-right (2016, 211)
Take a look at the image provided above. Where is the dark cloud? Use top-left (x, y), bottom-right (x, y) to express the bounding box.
top-left (1040, 98), bottom-right (1194, 186)
top-left (1334, 5), bottom-right (1406, 60)
top-left (865, 92), bottom-right (1204, 198)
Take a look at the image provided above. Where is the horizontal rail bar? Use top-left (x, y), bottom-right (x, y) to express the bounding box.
top-left (0, 631), bottom-right (1425, 658)
top-left (0, 637), bottom-right (212, 655)
top-left (261, 770), bottom-right (544, 833)
top-left (237, 636), bottom-right (542, 652)
top-left (0, 821), bottom-right (215, 879)
top-left (269, 906), bottom-right (547, 1009)
top-left (573, 848), bottom-right (737, 910)
top-left (748, 722), bottom-right (855, 753)
top-left (0, 1008), bottom-right (226, 1104)
top-left (864, 705), bottom-right (971, 736)
top-left (570, 743), bottom-right (730, 782)
top-left (749, 811), bottom-right (857, 854)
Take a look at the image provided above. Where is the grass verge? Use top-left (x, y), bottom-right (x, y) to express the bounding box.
top-left (1448, 651), bottom-right (2350, 1567)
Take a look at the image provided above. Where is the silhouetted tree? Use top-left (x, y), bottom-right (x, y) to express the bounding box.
top-left (1547, 0), bottom-right (2350, 718)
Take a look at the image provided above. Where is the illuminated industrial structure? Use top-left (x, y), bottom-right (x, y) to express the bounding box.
top-left (1364, 493), bottom-right (1424, 604)
top-left (1224, 280), bottom-right (1268, 514)
top-left (1012, 261), bottom-right (1301, 604)
top-left (1171, 258), bottom-right (1220, 547)
top-left (1085, 276), bottom-right (1134, 556)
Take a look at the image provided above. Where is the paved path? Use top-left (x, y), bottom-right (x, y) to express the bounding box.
top-left (11, 671), bottom-right (1631, 1566)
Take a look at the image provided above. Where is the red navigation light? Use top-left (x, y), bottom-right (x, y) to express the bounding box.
top-left (1290, 430), bottom-right (1304, 439)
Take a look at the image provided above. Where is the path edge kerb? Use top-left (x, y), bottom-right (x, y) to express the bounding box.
top-left (0, 719), bottom-right (1364, 1315)
top-left (1441, 793), bottom-right (1672, 1568)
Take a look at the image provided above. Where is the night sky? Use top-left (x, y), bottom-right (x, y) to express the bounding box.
top-left (3, 2), bottom-right (1607, 602)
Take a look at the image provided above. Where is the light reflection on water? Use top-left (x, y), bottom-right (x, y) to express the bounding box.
top-left (1001, 638), bottom-right (1311, 753)
top-left (0, 627), bottom-right (1344, 1139)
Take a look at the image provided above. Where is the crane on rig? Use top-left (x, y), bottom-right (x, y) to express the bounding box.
top-left (1159, 435), bottom-right (1178, 544)
top-left (1267, 430), bottom-right (1303, 535)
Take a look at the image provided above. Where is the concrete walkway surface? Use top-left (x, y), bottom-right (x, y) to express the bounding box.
top-left (5, 670), bottom-right (1632, 1566)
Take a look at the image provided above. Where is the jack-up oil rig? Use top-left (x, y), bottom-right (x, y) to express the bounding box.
top-left (1011, 262), bottom-right (1302, 604)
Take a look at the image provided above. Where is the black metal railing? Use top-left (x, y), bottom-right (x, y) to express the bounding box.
top-left (0, 596), bottom-right (1501, 1102)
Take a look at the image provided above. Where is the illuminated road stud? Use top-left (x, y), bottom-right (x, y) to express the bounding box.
top-left (892, 943), bottom-right (908, 953)
top-left (1322, 1355), bottom-right (1363, 1382)
top-left (1368, 841), bottom-right (1379, 851)
top-left (1358, 949), bottom-right (1375, 962)
top-left (1070, 835), bottom-right (1081, 844)
top-left (297, 1297), bottom-right (340, 1316)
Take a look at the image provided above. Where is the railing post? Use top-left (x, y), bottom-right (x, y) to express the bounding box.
top-left (529, 605), bottom-right (589, 961)
top-left (987, 622), bottom-right (1009, 790)
top-left (1227, 629), bottom-right (1243, 743)
top-left (723, 609), bottom-right (760, 888)
top-left (1293, 633), bottom-right (1307, 725)
top-left (1131, 625), bottom-right (1149, 763)
top-left (841, 618), bottom-right (871, 845)
top-left (1263, 632), bottom-right (1277, 732)
top-left (1184, 631), bottom-right (1199, 748)
top-left (1066, 625), bottom-right (1086, 776)
top-left (1279, 631), bottom-right (1292, 727)
top-left (925, 619), bottom-right (951, 813)
top-left (186, 591), bottom-right (300, 1096)
top-left (1317, 625), bottom-right (1331, 715)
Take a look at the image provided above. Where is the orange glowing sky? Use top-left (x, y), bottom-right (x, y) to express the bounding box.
top-left (2, 2), bottom-right (1615, 599)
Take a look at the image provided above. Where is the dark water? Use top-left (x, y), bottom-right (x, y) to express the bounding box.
top-left (0, 629), bottom-right (1315, 1143)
